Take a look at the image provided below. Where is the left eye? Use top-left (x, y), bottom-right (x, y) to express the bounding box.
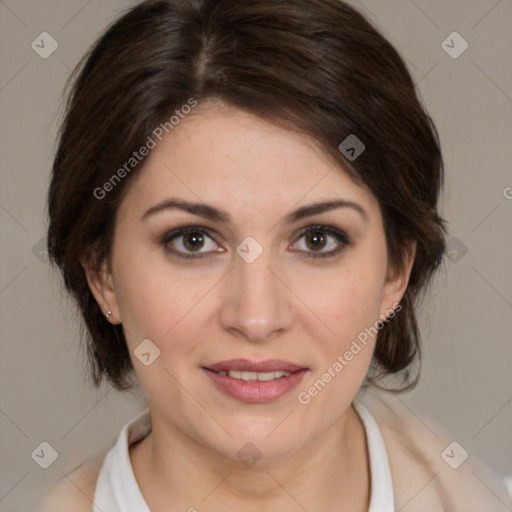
top-left (290, 226), bottom-right (349, 258)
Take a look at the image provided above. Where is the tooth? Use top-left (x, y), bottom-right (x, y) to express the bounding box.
top-left (222, 370), bottom-right (292, 381)
top-left (257, 371), bottom-right (277, 381)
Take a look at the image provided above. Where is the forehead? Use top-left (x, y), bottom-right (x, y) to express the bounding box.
top-left (119, 104), bottom-right (378, 221)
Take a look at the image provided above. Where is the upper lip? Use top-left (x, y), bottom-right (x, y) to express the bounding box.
top-left (204, 359), bottom-right (307, 373)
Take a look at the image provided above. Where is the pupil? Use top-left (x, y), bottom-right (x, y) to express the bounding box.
top-left (184, 232), bottom-right (204, 251)
top-left (306, 232), bottom-right (326, 250)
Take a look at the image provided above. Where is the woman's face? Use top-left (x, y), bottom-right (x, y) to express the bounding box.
top-left (89, 103), bottom-right (411, 462)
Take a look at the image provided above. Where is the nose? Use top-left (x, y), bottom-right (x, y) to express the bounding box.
top-left (218, 249), bottom-right (294, 343)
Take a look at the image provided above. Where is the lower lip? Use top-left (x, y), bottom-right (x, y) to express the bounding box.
top-left (202, 368), bottom-right (309, 404)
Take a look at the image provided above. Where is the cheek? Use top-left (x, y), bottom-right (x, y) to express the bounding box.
top-left (111, 250), bottom-right (208, 399)
top-left (112, 243), bottom-right (216, 353)
top-left (298, 253), bottom-right (387, 350)
top-left (113, 261), bottom-right (165, 345)
top-left (293, 252), bottom-right (387, 418)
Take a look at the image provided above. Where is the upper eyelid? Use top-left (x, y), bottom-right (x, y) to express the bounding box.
top-left (295, 223), bottom-right (349, 240)
top-left (163, 225), bottom-right (216, 237)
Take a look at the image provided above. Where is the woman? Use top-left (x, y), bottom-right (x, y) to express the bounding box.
top-left (41, 0), bottom-right (511, 510)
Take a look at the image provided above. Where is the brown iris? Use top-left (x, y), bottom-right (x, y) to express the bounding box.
top-left (183, 232), bottom-right (205, 251)
top-left (305, 231), bottom-right (327, 251)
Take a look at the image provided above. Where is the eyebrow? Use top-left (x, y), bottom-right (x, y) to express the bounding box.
top-left (141, 198), bottom-right (369, 224)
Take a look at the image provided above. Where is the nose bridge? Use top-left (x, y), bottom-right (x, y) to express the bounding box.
top-left (218, 242), bottom-right (293, 341)
top-left (237, 250), bottom-right (277, 302)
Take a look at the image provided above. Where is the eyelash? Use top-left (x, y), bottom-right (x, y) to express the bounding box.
top-left (160, 225), bottom-right (351, 261)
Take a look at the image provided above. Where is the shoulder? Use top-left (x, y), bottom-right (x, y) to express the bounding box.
top-left (360, 390), bottom-right (512, 512)
top-left (38, 456), bottom-right (104, 512)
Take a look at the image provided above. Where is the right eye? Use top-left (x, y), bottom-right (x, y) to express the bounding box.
top-left (161, 226), bottom-right (223, 260)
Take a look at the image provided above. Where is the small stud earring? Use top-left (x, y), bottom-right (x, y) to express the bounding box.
top-left (105, 310), bottom-right (112, 320)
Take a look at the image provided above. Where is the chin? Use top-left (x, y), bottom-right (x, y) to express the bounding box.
top-left (217, 419), bottom-right (304, 461)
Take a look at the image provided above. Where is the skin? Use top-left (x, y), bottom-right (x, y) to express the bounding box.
top-left (84, 101), bottom-right (415, 512)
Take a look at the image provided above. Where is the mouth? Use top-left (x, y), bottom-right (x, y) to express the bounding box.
top-left (208, 369), bottom-right (294, 381)
top-left (202, 359), bottom-right (309, 403)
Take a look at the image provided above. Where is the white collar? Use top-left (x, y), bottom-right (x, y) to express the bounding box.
top-left (353, 399), bottom-right (395, 511)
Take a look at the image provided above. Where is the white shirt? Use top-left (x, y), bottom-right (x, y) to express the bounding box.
top-left (93, 400), bottom-right (394, 511)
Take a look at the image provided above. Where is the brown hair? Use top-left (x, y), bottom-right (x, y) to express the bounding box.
top-left (48, 0), bottom-right (446, 390)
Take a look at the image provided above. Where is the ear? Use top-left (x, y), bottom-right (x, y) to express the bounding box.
top-left (379, 239), bottom-right (416, 319)
top-left (81, 256), bottom-right (122, 324)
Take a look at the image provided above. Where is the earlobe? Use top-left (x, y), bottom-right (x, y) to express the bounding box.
top-left (80, 257), bottom-right (121, 324)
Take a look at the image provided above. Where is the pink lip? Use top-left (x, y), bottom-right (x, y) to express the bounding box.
top-left (202, 359), bottom-right (309, 404)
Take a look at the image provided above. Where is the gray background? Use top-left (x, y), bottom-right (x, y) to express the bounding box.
top-left (0, 1), bottom-right (511, 511)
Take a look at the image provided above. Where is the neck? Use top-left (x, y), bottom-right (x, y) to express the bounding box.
top-left (130, 404), bottom-right (370, 512)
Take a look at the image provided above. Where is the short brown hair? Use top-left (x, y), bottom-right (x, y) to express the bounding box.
top-left (48, 0), bottom-right (446, 390)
